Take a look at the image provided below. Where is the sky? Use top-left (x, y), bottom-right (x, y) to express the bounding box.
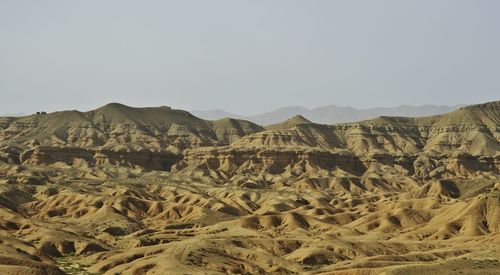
top-left (0, 0), bottom-right (499, 115)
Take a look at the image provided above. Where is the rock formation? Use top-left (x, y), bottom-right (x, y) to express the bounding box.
top-left (0, 101), bottom-right (498, 274)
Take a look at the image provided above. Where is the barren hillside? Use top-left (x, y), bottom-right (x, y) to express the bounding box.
top-left (0, 101), bottom-right (498, 274)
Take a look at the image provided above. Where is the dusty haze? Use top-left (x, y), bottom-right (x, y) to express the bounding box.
top-left (1, 0), bottom-right (499, 114)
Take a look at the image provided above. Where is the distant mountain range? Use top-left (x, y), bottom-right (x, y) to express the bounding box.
top-left (2, 104), bottom-right (464, 125)
top-left (191, 104), bottom-right (465, 125)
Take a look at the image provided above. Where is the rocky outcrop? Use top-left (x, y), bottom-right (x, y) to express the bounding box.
top-left (93, 148), bottom-right (181, 170)
top-left (443, 152), bottom-right (499, 178)
top-left (19, 146), bottom-right (181, 170)
top-left (20, 146), bottom-right (93, 165)
top-left (180, 147), bottom-right (366, 177)
top-left (179, 146), bottom-right (498, 181)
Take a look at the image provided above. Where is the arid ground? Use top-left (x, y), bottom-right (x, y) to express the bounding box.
top-left (0, 101), bottom-right (499, 274)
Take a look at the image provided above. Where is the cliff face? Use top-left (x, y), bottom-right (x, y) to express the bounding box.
top-left (1, 101), bottom-right (499, 180)
top-left (19, 146), bottom-right (181, 170)
top-left (180, 147), bottom-right (365, 177)
top-left (179, 146), bottom-right (498, 183)
top-left (177, 101), bottom-right (499, 186)
top-left (231, 101), bottom-right (499, 157)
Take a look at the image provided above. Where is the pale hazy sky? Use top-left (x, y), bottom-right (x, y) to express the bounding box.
top-left (1, 1), bottom-right (499, 115)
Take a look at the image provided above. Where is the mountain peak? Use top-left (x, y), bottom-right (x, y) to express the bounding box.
top-left (265, 114), bottom-right (312, 130)
top-left (289, 114), bottom-right (311, 123)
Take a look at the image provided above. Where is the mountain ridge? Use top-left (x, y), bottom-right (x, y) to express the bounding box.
top-left (0, 100), bottom-right (499, 275)
top-left (1, 100), bottom-right (496, 174)
top-left (192, 104), bottom-right (465, 125)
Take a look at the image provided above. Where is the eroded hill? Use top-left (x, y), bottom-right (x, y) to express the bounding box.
top-left (0, 101), bottom-right (498, 274)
